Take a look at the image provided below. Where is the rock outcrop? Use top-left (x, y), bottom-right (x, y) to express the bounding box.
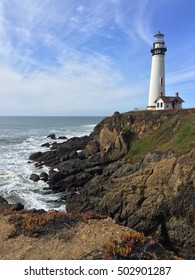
top-left (28, 108), bottom-right (195, 259)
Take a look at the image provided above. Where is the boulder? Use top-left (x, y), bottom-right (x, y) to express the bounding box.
top-left (29, 152), bottom-right (43, 161)
top-left (47, 133), bottom-right (56, 139)
top-left (40, 172), bottom-right (49, 182)
top-left (12, 202), bottom-right (24, 211)
top-left (0, 196), bottom-right (8, 204)
top-left (0, 197), bottom-right (24, 213)
top-left (41, 142), bottom-right (50, 148)
top-left (29, 173), bottom-right (40, 182)
top-left (57, 136), bottom-right (90, 152)
top-left (0, 196), bottom-right (11, 213)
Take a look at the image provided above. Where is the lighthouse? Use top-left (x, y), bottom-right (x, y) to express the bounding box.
top-left (147, 32), bottom-right (167, 110)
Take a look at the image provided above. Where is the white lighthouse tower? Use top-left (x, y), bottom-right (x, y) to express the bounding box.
top-left (147, 32), bottom-right (167, 110)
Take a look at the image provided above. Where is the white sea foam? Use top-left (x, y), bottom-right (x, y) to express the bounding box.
top-left (0, 116), bottom-right (103, 210)
top-left (82, 124), bottom-right (96, 128)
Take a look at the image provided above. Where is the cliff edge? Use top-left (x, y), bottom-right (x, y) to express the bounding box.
top-left (2, 108), bottom-right (194, 260)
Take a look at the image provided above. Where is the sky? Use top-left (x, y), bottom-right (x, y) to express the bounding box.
top-left (0, 0), bottom-right (195, 116)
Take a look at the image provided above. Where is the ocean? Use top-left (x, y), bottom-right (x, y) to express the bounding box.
top-left (0, 116), bottom-right (104, 211)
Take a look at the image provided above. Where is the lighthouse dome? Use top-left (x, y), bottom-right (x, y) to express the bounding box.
top-left (154, 32), bottom-right (165, 43)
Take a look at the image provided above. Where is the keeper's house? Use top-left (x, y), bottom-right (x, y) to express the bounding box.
top-left (155, 92), bottom-right (184, 110)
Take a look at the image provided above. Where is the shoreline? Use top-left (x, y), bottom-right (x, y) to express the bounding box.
top-left (0, 109), bottom-right (194, 259)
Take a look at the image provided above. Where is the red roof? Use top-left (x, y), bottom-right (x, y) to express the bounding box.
top-left (155, 96), bottom-right (184, 103)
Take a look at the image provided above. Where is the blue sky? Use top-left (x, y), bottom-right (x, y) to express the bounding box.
top-left (0, 0), bottom-right (195, 116)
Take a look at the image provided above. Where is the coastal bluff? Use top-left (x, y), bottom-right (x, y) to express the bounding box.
top-left (28, 108), bottom-right (195, 259)
top-left (0, 108), bottom-right (194, 260)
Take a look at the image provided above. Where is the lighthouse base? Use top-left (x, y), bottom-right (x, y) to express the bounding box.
top-left (147, 105), bottom-right (156, 110)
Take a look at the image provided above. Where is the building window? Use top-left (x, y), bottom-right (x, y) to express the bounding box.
top-left (157, 103), bottom-right (159, 108)
top-left (160, 102), bottom-right (163, 108)
top-left (160, 77), bottom-right (163, 87)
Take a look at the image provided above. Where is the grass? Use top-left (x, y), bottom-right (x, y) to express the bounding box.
top-left (127, 115), bottom-right (195, 159)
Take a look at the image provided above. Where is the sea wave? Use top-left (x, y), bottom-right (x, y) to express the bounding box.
top-left (0, 116), bottom-right (102, 210)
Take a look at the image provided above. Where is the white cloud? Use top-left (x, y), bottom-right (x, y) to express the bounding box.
top-left (113, 0), bottom-right (154, 45)
top-left (167, 68), bottom-right (195, 86)
top-left (0, 53), bottom-right (146, 115)
top-left (2, 0), bottom-right (193, 115)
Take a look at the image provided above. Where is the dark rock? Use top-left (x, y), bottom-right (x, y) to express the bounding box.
top-left (58, 136), bottom-right (67, 140)
top-left (56, 136), bottom-right (90, 153)
top-left (30, 208), bottom-right (46, 214)
top-left (29, 152), bottom-right (43, 161)
top-left (69, 150), bottom-right (78, 159)
top-left (0, 197), bottom-right (24, 213)
top-left (32, 136), bottom-right (90, 167)
top-left (0, 196), bottom-right (8, 204)
top-left (56, 158), bottom-right (87, 173)
top-left (51, 142), bottom-right (58, 149)
top-left (47, 133), bottom-right (56, 139)
top-left (66, 179), bottom-right (106, 214)
top-left (77, 150), bottom-right (86, 160)
top-left (87, 152), bottom-right (102, 164)
top-left (51, 172), bottom-right (93, 193)
top-left (84, 166), bottom-right (103, 175)
top-left (12, 202), bottom-right (24, 211)
top-left (40, 172), bottom-right (49, 182)
top-left (41, 142), bottom-right (50, 148)
top-left (35, 162), bottom-right (44, 168)
top-left (114, 111), bottom-right (120, 115)
top-left (29, 173), bottom-right (40, 182)
top-left (49, 171), bottom-right (67, 186)
top-left (0, 196), bottom-right (12, 213)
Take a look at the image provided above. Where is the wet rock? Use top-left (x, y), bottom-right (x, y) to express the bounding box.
top-left (56, 136), bottom-right (90, 152)
top-left (35, 162), bottom-right (44, 168)
top-left (40, 172), bottom-right (49, 182)
top-left (58, 136), bottom-right (67, 140)
top-left (29, 152), bottom-right (43, 161)
top-left (12, 202), bottom-right (24, 211)
top-left (47, 133), bottom-right (56, 139)
top-left (0, 197), bottom-right (24, 213)
top-left (29, 173), bottom-right (40, 182)
top-left (0, 196), bottom-right (8, 204)
top-left (41, 142), bottom-right (50, 148)
top-left (49, 171), bottom-right (67, 186)
top-left (51, 172), bottom-right (93, 193)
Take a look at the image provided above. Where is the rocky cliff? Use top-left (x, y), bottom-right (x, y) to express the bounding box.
top-left (29, 108), bottom-right (195, 259)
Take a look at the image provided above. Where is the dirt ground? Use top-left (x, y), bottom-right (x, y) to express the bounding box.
top-left (0, 214), bottom-right (132, 260)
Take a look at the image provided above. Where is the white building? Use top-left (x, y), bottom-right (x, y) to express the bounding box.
top-left (147, 32), bottom-right (184, 110)
top-left (155, 92), bottom-right (184, 110)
